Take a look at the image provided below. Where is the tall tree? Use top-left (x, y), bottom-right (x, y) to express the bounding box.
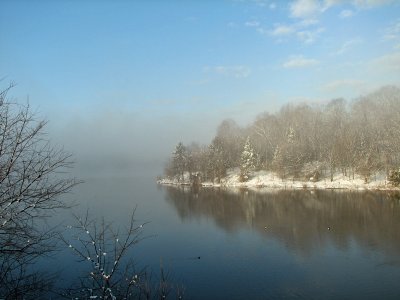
top-left (240, 137), bottom-right (257, 181)
top-left (0, 82), bottom-right (78, 298)
top-left (172, 142), bottom-right (187, 182)
top-left (207, 138), bottom-right (227, 183)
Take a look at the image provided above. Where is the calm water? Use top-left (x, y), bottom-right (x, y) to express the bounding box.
top-left (53, 174), bottom-right (400, 299)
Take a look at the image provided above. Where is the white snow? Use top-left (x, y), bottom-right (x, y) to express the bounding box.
top-left (157, 168), bottom-right (397, 191)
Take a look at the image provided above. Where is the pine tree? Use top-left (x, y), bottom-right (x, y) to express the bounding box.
top-left (240, 137), bottom-right (256, 181)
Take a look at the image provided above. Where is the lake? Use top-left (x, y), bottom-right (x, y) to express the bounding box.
top-left (53, 173), bottom-right (400, 299)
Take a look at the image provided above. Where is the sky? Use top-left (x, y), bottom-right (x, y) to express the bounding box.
top-left (1, 0), bottom-right (399, 174)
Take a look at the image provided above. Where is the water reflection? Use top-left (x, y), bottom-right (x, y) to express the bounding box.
top-left (164, 187), bottom-right (400, 257)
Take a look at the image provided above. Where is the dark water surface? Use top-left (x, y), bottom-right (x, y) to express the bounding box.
top-left (53, 174), bottom-right (400, 299)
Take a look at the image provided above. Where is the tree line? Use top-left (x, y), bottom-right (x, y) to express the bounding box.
top-left (164, 85), bottom-right (400, 184)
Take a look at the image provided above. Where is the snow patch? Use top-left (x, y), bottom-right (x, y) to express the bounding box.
top-left (157, 169), bottom-right (397, 191)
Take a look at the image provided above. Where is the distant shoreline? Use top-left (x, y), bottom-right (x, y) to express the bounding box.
top-left (157, 169), bottom-right (399, 191)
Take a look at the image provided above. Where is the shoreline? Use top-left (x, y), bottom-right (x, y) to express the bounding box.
top-left (157, 169), bottom-right (400, 191)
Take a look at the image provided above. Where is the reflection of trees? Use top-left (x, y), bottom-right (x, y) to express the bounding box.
top-left (164, 186), bottom-right (400, 256)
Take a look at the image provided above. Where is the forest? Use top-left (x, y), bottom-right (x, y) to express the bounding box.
top-left (164, 86), bottom-right (400, 185)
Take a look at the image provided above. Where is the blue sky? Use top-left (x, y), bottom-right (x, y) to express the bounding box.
top-left (1, 0), bottom-right (399, 171)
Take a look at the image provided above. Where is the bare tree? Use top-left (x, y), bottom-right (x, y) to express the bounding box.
top-left (207, 137), bottom-right (228, 183)
top-left (252, 112), bottom-right (280, 169)
top-left (0, 82), bottom-right (78, 298)
top-left (58, 209), bottom-right (146, 299)
top-left (59, 210), bottom-right (184, 300)
top-left (215, 119), bottom-right (244, 168)
top-left (172, 142), bottom-right (187, 182)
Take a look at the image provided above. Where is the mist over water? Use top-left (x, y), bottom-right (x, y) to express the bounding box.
top-left (46, 108), bottom-right (224, 179)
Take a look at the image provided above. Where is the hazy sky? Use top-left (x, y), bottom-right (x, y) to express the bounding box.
top-left (1, 0), bottom-right (399, 174)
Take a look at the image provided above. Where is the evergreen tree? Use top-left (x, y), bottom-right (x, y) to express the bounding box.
top-left (240, 137), bottom-right (256, 181)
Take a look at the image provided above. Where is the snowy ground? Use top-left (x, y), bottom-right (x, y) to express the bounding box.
top-left (157, 169), bottom-right (398, 191)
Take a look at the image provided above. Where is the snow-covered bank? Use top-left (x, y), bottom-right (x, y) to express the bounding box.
top-left (157, 169), bottom-right (399, 191)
